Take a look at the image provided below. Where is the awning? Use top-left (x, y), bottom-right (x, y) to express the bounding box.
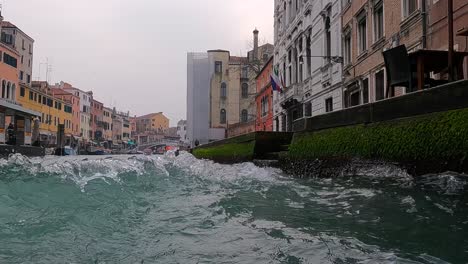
top-left (0, 98), bottom-right (41, 117)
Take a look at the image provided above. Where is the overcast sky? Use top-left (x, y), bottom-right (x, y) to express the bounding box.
top-left (3, 0), bottom-right (273, 126)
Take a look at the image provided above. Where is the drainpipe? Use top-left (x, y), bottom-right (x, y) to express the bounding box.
top-left (421, 0), bottom-right (427, 48)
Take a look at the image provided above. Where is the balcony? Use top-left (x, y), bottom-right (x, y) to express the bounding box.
top-left (279, 83), bottom-right (302, 109)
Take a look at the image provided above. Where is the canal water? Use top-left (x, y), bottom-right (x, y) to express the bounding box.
top-left (0, 153), bottom-right (467, 263)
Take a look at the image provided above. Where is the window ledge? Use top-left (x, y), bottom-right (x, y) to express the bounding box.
top-left (321, 62), bottom-right (332, 72)
top-left (342, 2), bottom-right (351, 14)
top-left (356, 51), bottom-right (368, 63)
top-left (400, 10), bottom-right (421, 31)
top-left (371, 37), bottom-right (387, 51)
top-left (343, 63), bottom-right (353, 72)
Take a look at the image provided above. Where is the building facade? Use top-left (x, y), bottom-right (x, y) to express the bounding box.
top-left (102, 107), bottom-right (113, 141)
top-left (19, 81), bottom-right (74, 146)
top-left (61, 83), bottom-right (92, 141)
top-left (340, 0), bottom-right (424, 107)
top-left (136, 112), bottom-right (169, 134)
top-left (273, 0), bottom-right (343, 132)
top-left (112, 108), bottom-right (123, 144)
top-left (90, 98), bottom-right (104, 140)
top-left (176, 120), bottom-right (188, 144)
top-left (208, 30), bottom-right (273, 137)
top-left (121, 112), bottom-right (131, 143)
top-left (50, 87), bottom-right (81, 137)
top-left (1, 21), bottom-right (34, 89)
top-left (427, 0), bottom-right (468, 78)
top-left (0, 30), bottom-right (39, 145)
top-left (256, 57), bottom-right (274, 132)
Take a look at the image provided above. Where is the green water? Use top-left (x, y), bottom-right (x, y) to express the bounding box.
top-left (0, 153), bottom-right (467, 263)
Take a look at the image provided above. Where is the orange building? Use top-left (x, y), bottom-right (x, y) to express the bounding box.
top-left (0, 40), bottom-right (39, 145)
top-left (255, 57), bottom-right (274, 132)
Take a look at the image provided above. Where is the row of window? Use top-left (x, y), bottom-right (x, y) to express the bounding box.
top-left (343, 0), bottom-right (416, 64)
top-left (90, 101), bottom-right (103, 110)
top-left (39, 113), bottom-right (72, 129)
top-left (19, 71), bottom-right (31, 84)
top-left (1, 80), bottom-right (16, 100)
top-left (20, 55), bottom-right (31, 68)
top-left (21, 88), bottom-right (73, 114)
top-left (219, 82), bottom-right (250, 99)
top-left (219, 109), bottom-right (249, 124)
top-left (344, 69), bottom-right (385, 108)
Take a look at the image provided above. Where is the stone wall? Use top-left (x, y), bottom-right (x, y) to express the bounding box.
top-left (293, 80), bottom-right (468, 132)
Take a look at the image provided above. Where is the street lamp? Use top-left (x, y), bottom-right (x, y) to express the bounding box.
top-left (299, 55), bottom-right (343, 64)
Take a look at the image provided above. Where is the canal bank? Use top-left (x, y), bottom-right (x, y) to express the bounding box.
top-left (193, 80), bottom-right (468, 177)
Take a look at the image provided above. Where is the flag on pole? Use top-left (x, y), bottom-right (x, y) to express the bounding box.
top-left (270, 65), bottom-right (283, 93)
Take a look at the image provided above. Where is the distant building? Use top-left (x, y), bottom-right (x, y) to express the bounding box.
top-left (111, 108), bottom-right (123, 144)
top-left (90, 98), bottom-right (104, 141)
top-left (187, 30), bottom-right (273, 144)
top-left (166, 127), bottom-right (178, 137)
top-left (187, 52), bottom-right (225, 147)
top-left (256, 57), bottom-right (274, 131)
top-left (22, 81), bottom-right (73, 146)
top-left (136, 112), bottom-right (169, 134)
top-left (208, 30), bottom-right (273, 135)
top-left (129, 116), bottom-right (137, 137)
top-left (176, 120), bottom-right (187, 144)
top-left (59, 82), bottom-right (92, 141)
top-left (102, 107), bottom-right (113, 142)
top-left (50, 86), bottom-right (81, 137)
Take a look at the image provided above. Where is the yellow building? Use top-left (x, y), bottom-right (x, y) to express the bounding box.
top-left (136, 112), bottom-right (169, 134)
top-left (17, 81), bottom-right (73, 145)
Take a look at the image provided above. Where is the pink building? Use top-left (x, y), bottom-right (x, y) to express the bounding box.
top-left (90, 99), bottom-right (104, 140)
top-left (50, 86), bottom-right (81, 137)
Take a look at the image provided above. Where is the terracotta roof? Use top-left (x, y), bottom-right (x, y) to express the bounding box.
top-left (137, 112), bottom-right (167, 120)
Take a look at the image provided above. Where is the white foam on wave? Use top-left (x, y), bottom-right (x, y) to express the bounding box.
top-left (0, 154), bottom-right (171, 191)
top-left (170, 152), bottom-right (285, 185)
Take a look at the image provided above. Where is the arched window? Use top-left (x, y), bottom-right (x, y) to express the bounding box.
top-left (263, 53), bottom-right (269, 62)
top-left (241, 109), bottom-right (248, 123)
top-left (220, 109), bottom-right (226, 124)
top-left (6, 82), bottom-right (11, 99)
top-left (1, 80), bottom-right (5, 98)
top-left (325, 16), bottom-right (331, 60)
top-left (11, 84), bottom-right (16, 100)
top-left (241, 83), bottom-right (249, 98)
top-left (220, 82), bottom-right (227, 98)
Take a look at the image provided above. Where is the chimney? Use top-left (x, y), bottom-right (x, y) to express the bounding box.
top-left (253, 28), bottom-right (259, 61)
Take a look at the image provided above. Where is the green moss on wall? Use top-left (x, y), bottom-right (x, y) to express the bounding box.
top-left (193, 141), bottom-right (255, 162)
top-left (289, 108), bottom-right (468, 163)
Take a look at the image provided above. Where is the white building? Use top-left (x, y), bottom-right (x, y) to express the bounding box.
top-left (176, 120), bottom-right (188, 144)
top-left (273, 0), bottom-right (343, 131)
top-left (187, 52), bottom-right (224, 147)
top-left (59, 83), bottom-right (92, 140)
